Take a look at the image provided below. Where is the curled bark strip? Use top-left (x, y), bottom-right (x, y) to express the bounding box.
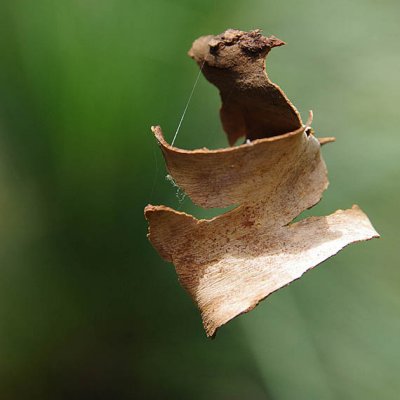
top-left (188, 29), bottom-right (302, 145)
top-left (144, 29), bottom-right (379, 337)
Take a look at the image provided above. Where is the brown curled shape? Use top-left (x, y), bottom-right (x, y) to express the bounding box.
top-left (144, 29), bottom-right (379, 337)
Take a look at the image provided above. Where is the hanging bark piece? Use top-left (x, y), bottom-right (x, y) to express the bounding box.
top-left (188, 29), bottom-right (302, 145)
top-left (144, 29), bottom-right (379, 337)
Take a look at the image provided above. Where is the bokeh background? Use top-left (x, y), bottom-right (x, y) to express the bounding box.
top-left (0, 0), bottom-right (398, 398)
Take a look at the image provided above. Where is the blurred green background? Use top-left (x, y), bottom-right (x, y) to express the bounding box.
top-left (0, 0), bottom-right (398, 398)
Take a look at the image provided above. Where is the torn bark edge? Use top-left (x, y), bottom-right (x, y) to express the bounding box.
top-left (204, 205), bottom-right (380, 338)
top-left (152, 113), bottom-right (334, 153)
top-left (144, 204), bottom-right (379, 339)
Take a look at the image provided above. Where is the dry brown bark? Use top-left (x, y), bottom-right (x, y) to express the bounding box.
top-left (144, 29), bottom-right (379, 337)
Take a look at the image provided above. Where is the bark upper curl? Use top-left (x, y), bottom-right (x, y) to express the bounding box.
top-left (189, 29), bottom-right (285, 68)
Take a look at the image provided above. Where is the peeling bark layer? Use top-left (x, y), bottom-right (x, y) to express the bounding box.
top-left (144, 29), bottom-right (379, 337)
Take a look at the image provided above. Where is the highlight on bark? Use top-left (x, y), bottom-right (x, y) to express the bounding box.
top-left (144, 29), bottom-right (379, 338)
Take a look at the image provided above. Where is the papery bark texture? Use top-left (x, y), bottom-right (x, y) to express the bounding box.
top-left (144, 29), bottom-right (379, 337)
